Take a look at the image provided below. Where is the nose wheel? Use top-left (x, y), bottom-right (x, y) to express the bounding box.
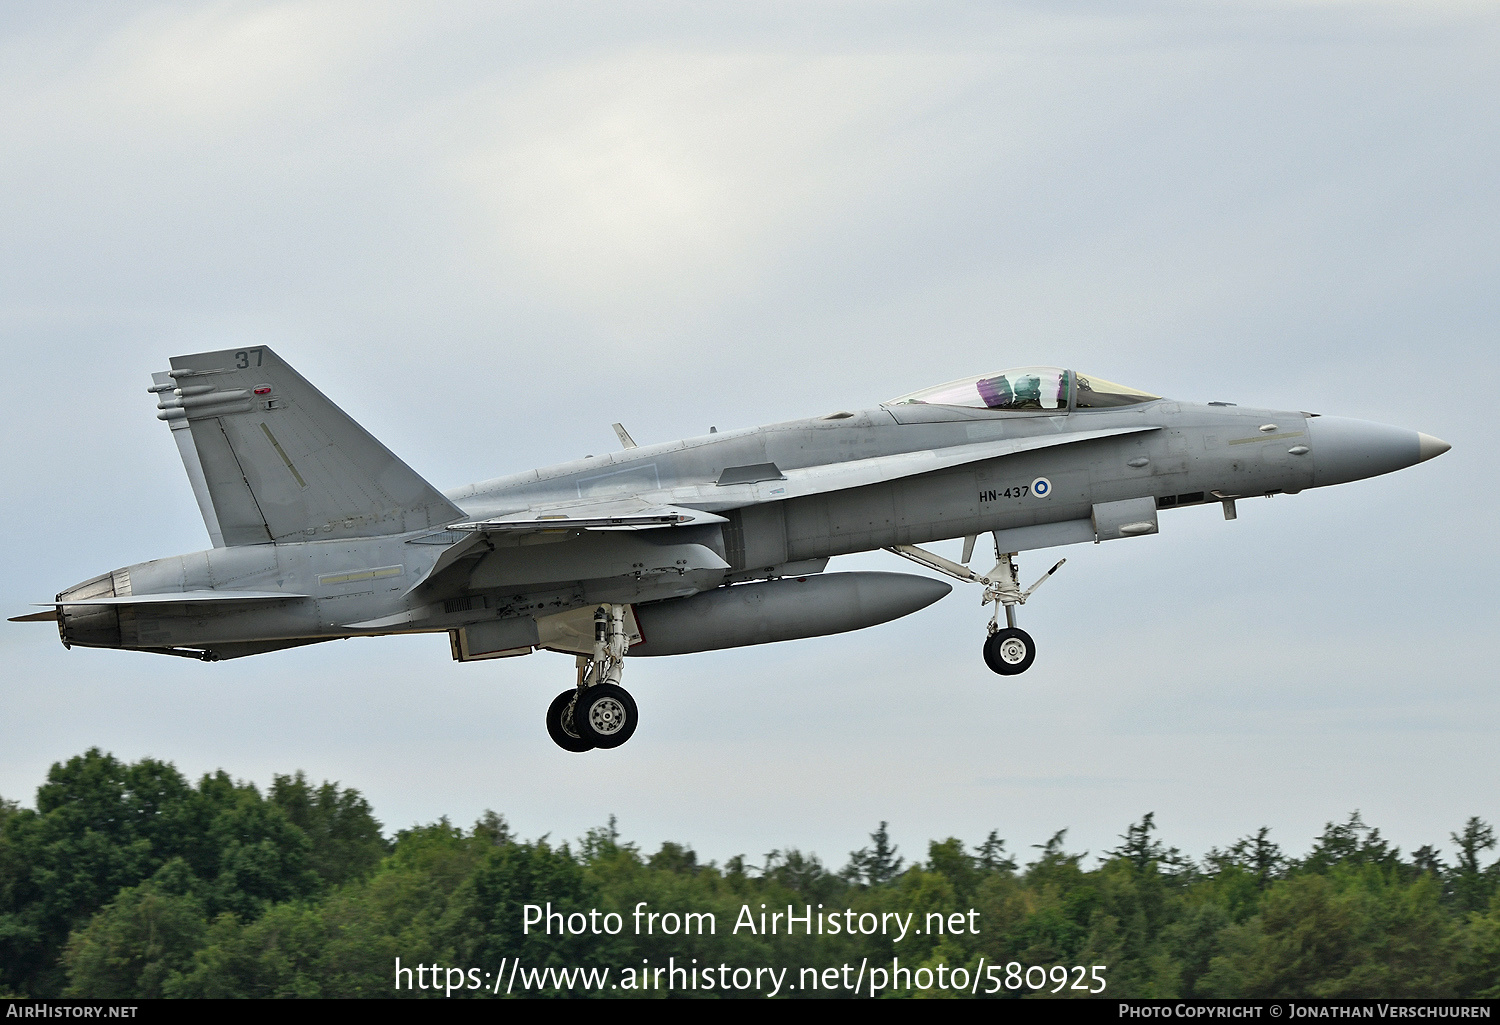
top-left (545, 604), bottom-right (641, 752)
top-left (983, 627), bottom-right (1036, 675)
top-left (887, 534), bottom-right (1063, 677)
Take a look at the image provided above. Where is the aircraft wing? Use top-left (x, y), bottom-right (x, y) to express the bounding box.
top-left (682, 425), bottom-right (1162, 510)
top-left (404, 501), bottom-right (728, 594)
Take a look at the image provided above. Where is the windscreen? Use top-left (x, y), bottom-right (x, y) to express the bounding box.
top-left (1072, 374), bottom-right (1160, 408)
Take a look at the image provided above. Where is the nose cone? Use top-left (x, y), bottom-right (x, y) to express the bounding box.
top-left (1418, 433), bottom-right (1451, 462)
top-left (1308, 416), bottom-right (1450, 488)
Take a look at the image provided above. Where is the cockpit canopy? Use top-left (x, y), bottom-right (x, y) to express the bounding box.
top-left (886, 367), bottom-right (1160, 412)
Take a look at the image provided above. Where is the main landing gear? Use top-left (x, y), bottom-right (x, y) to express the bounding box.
top-left (546, 604), bottom-right (640, 752)
top-left (888, 535), bottom-right (1064, 677)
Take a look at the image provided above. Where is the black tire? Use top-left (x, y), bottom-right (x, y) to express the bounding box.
top-left (983, 627), bottom-right (1036, 676)
top-left (573, 684), bottom-right (638, 749)
top-left (546, 689), bottom-right (594, 752)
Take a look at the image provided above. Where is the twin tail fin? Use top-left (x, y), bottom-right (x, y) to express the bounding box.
top-left (153, 346), bottom-right (461, 545)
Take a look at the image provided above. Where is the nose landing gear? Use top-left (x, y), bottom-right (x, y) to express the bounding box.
top-left (888, 535), bottom-right (1063, 676)
top-left (546, 604), bottom-right (640, 752)
top-left (980, 551), bottom-right (1047, 676)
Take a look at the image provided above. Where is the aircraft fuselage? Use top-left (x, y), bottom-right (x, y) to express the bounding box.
top-left (54, 398), bottom-right (1438, 659)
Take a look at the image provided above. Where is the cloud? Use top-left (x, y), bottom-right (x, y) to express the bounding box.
top-left (447, 48), bottom-right (991, 328)
top-left (2, 2), bottom-right (399, 133)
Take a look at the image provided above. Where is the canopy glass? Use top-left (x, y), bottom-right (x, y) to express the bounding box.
top-left (887, 368), bottom-right (1159, 412)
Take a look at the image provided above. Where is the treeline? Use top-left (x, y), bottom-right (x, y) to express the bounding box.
top-left (1, 750), bottom-right (1498, 998)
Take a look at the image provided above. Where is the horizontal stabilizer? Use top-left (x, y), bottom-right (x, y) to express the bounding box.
top-left (46, 590), bottom-right (308, 607)
top-left (9, 609), bottom-right (58, 623)
top-left (155, 346), bottom-right (462, 544)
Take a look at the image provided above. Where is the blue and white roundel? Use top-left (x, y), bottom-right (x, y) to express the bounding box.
top-left (1031, 476), bottom-right (1052, 498)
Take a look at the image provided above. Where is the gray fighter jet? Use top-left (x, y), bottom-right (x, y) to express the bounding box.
top-left (13, 349), bottom-right (1449, 751)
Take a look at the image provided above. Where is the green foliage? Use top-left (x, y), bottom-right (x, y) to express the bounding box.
top-left (1200, 868), bottom-right (1455, 997)
top-left (269, 771), bottom-right (390, 887)
top-left (1298, 812), bottom-right (1403, 875)
top-left (61, 859), bottom-right (207, 998)
top-left (975, 830), bottom-right (1017, 874)
top-left (1454, 892), bottom-right (1500, 997)
top-left (6, 751), bottom-right (1500, 999)
top-left (1206, 827), bottom-right (1286, 896)
top-left (168, 820), bottom-right (486, 997)
top-left (845, 821), bottom-right (904, 887)
top-left (1450, 818), bottom-right (1499, 913)
top-left (1, 750), bottom-right (380, 996)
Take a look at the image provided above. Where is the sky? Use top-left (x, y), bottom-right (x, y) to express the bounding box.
top-left (1, 1), bottom-right (1496, 873)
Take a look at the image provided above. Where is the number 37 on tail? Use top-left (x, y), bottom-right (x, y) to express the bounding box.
top-left (14, 350), bottom-right (1448, 751)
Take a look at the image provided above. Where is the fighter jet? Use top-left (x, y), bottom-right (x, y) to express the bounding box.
top-left (13, 349), bottom-right (1449, 751)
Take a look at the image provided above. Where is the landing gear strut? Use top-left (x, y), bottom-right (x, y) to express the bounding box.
top-left (887, 535), bottom-right (1063, 676)
top-left (980, 552), bottom-right (1038, 676)
top-left (546, 604), bottom-right (640, 752)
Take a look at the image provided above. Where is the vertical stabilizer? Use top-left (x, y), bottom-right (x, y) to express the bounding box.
top-left (152, 346), bottom-right (462, 545)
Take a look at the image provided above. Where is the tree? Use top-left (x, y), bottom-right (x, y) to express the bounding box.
top-left (1108, 813), bottom-right (1190, 876)
top-left (1207, 827), bottom-right (1286, 890)
top-left (1029, 829), bottom-right (1086, 874)
top-left (1412, 846), bottom-right (1446, 876)
top-left (926, 838), bottom-right (978, 900)
top-left (0, 751), bottom-right (333, 996)
top-left (61, 860), bottom-right (207, 998)
top-left (1200, 869), bottom-right (1457, 998)
top-left (13, 749), bottom-right (1500, 999)
top-left (647, 842), bottom-right (699, 875)
top-left (1450, 818), bottom-right (1497, 913)
top-left (845, 822), bottom-right (904, 887)
top-left (269, 772), bottom-right (389, 888)
top-left (196, 773), bottom-right (318, 919)
top-left (1299, 812), bottom-right (1401, 875)
top-left (472, 810), bottom-right (513, 848)
top-left (1, 750), bottom-right (191, 995)
top-left (459, 838), bottom-right (610, 995)
top-left (578, 814), bottom-right (632, 861)
top-left (762, 848), bottom-right (842, 900)
top-left (976, 830), bottom-right (1017, 874)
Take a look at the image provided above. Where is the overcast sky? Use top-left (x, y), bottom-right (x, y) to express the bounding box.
top-left (2, 1), bottom-right (1496, 871)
